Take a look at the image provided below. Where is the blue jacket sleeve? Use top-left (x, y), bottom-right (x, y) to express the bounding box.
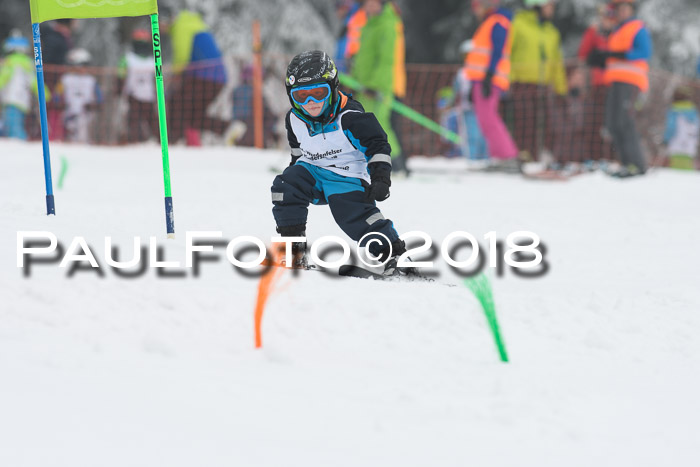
top-left (191, 32), bottom-right (222, 62)
top-left (488, 23), bottom-right (507, 73)
top-left (626, 27), bottom-right (652, 61)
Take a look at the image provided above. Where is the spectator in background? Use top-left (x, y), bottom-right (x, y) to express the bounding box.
top-left (453, 40), bottom-right (489, 164)
top-left (577, 3), bottom-right (616, 165)
top-left (436, 86), bottom-right (461, 158)
top-left (557, 66), bottom-right (586, 172)
top-left (589, 0), bottom-right (652, 177)
top-left (352, 0), bottom-right (408, 174)
top-left (40, 19), bottom-right (75, 141)
top-left (579, 4), bottom-right (615, 88)
top-left (464, 0), bottom-right (518, 170)
top-left (335, 0), bottom-right (360, 73)
top-left (229, 65), bottom-right (278, 147)
top-left (388, 1), bottom-right (408, 173)
top-left (57, 48), bottom-right (102, 143)
top-left (509, 0), bottom-right (567, 165)
top-left (663, 86), bottom-right (699, 171)
top-left (164, 10), bottom-right (230, 146)
top-left (0, 33), bottom-right (46, 140)
top-left (344, 1), bottom-right (367, 72)
top-left (40, 19), bottom-right (74, 70)
top-left (118, 29), bottom-right (158, 143)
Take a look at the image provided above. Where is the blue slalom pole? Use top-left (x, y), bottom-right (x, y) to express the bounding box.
top-left (32, 23), bottom-right (55, 216)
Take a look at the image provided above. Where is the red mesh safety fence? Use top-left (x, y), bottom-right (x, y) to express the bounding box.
top-left (1, 55), bottom-right (698, 170)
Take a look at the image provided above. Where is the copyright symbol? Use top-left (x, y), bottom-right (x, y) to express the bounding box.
top-left (357, 232), bottom-right (392, 268)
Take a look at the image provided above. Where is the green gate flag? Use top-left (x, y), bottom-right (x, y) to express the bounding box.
top-left (30, 0), bottom-right (158, 23)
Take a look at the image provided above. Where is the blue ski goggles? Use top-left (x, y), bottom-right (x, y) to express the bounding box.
top-left (290, 83), bottom-right (331, 106)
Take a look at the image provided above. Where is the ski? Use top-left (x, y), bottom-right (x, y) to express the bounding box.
top-left (338, 265), bottom-right (456, 286)
top-left (521, 169), bottom-right (571, 181)
top-left (338, 264), bottom-right (387, 280)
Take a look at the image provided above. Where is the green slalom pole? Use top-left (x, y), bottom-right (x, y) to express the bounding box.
top-left (464, 274), bottom-right (509, 363)
top-left (151, 13), bottom-right (175, 238)
top-left (339, 73), bottom-right (461, 144)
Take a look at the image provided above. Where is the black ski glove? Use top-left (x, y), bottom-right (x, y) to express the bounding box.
top-left (606, 51), bottom-right (627, 60)
top-left (367, 162), bottom-right (391, 202)
top-left (587, 49), bottom-right (627, 69)
top-left (367, 175), bottom-right (391, 202)
top-left (482, 70), bottom-right (494, 98)
top-left (587, 49), bottom-right (607, 68)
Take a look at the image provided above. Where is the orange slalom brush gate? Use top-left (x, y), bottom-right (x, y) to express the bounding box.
top-left (254, 249), bottom-right (287, 349)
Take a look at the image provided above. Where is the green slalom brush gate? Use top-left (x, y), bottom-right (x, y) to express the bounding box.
top-left (339, 73), bottom-right (461, 145)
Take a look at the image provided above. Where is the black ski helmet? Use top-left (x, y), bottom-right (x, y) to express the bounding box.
top-left (285, 50), bottom-right (340, 123)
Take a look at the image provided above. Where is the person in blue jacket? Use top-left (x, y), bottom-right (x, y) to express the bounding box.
top-left (164, 10), bottom-right (229, 145)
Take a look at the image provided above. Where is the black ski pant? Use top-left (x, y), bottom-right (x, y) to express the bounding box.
top-left (605, 82), bottom-right (647, 172)
top-left (271, 163), bottom-right (399, 256)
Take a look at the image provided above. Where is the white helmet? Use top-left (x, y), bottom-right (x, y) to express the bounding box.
top-left (67, 48), bottom-right (92, 65)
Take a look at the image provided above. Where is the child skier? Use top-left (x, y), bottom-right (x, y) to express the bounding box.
top-left (271, 50), bottom-right (412, 276)
top-left (0, 33), bottom-right (44, 140)
top-left (58, 48), bottom-right (102, 143)
top-left (663, 86), bottom-right (699, 171)
top-left (118, 29), bottom-right (157, 143)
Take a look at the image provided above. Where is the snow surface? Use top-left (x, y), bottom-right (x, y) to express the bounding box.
top-left (1, 140), bottom-right (699, 466)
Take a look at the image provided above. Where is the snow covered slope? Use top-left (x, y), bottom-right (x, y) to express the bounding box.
top-left (1, 140), bottom-right (699, 466)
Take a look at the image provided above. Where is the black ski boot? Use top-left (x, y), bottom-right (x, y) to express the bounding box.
top-left (377, 239), bottom-right (419, 277)
top-left (276, 224), bottom-right (309, 269)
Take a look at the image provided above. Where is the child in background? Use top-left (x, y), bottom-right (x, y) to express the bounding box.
top-left (0, 33), bottom-right (45, 140)
top-left (229, 65), bottom-right (279, 147)
top-left (118, 29), bottom-right (157, 143)
top-left (455, 40), bottom-right (489, 165)
top-left (663, 86), bottom-right (699, 171)
top-left (57, 48), bottom-right (102, 143)
top-left (436, 86), bottom-right (462, 158)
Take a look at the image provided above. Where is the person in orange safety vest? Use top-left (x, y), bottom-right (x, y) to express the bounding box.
top-left (588, 0), bottom-right (652, 177)
top-left (344, 4), bottom-right (367, 71)
top-left (463, 0), bottom-right (518, 163)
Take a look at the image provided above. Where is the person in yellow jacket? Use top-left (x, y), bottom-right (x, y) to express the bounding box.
top-left (509, 0), bottom-right (568, 164)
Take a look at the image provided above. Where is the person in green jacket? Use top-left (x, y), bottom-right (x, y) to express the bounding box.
top-left (351, 0), bottom-right (407, 174)
top-left (509, 0), bottom-right (568, 165)
top-left (0, 34), bottom-right (48, 140)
